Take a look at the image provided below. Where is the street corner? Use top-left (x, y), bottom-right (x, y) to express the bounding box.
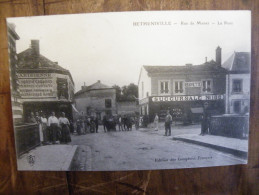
top-left (17, 144), bottom-right (78, 171)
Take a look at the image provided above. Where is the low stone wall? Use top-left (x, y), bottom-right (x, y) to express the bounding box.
top-left (209, 115), bottom-right (249, 139)
top-left (15, 123), bottom-right (40, 157)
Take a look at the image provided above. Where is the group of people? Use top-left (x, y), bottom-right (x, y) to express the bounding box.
top-left (76, 116), bottom-right (99, 135)
top-left (27, 111), bottom-right (72, 144)
top-left (111, 115), bottom-right (139, 131)
top-left (75, 114), bottom-right (140, 134)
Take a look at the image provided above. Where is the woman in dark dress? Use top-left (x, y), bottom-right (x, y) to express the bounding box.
top-left (58, 112), bottom-right (71, 144)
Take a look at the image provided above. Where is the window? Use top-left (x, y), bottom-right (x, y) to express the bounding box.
top-left (174, 81), bottom-right (184, 94)
top-left (202, 80), bottom-right (212, 93)
top-left (232, 79), bottom-right (242, 93)
top-left (159, 81), bottom-right (170, 94)
top-left (105, 99), bottom-right (112, 108)
top-left (233, 101), bottom-right (241, 113)
top-left (57, 78), bottom-right (68, 99)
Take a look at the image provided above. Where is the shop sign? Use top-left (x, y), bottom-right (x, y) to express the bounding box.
top-left (17, 73), bottom-right (51, 78)
top-left (151, 95), bottom-right (224, 102)
top-left (19, 78), bottom-right (55, 98)
top-left (185, 82), bottom-right (201, 88)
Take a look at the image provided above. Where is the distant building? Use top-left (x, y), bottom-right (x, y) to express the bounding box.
top-left (222, 52), bottom-right (251, 114)
top-left (17, 40), bottom-right (74, 120)
top-left (7, 23), bottom-right (22, 124)
top-left (117, 100), bottom-right (138, 116)
top-left (138, 47), bottom-right (227, 122)
top-left (74, 80), bottom-right (116, 119)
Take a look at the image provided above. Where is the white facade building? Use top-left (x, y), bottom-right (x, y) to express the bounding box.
top-left (222, 52), bottom-right (251, 114)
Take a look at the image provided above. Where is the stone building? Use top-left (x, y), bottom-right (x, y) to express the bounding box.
top-left (7, 23), bottom-right (22, 124)
top-left (138, 47), bottom-right (227, 122)
top-left (222, 52), bottom-right (251, 114)
top-left (74, 81), bottom-right (116, 119)
top-left (17, 40), bottom-right (74, 120)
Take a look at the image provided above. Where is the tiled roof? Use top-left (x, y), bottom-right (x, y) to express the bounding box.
top-left (75, 81), bottom-right (113, 96)
top-left (18, 48), bottom-right (68, 72)
top-left (143, 60), bottom-right (227, 74)
top-left (222, 52), bottom-right (250, 72)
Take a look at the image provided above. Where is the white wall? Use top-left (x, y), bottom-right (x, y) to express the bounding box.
top-left (227, 73), bottom-right (250, 114)
top-left (138, 67), bottom-right (151, 100)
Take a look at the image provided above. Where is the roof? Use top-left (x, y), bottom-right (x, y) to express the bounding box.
top-left (17, 48), bottom-right (74, 84)
top-left (222, 52), bottom-right (250, 73)
top-left (75, 81), bottom-right (114, 96)
top-left (143, 60), bottom-right (227, 74)
top-left (7, 23), bottom-right (20, 40)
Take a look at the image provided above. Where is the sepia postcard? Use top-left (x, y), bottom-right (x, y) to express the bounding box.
top-left (6, 11), bottom-right (251, 171)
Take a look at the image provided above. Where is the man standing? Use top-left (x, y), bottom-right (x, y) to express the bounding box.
top-left (102, 115), bottom-right (107, 132)
top-left (164, 111), bottom-right (172, 136)
top-left (200, 102), bottom-right (210, 136)
top-left (48, 111), bottom-right (59, 144)
top-left (95, 116), bottom-right (99, 133)
top-left (118, 115), bottom-right (123, 131)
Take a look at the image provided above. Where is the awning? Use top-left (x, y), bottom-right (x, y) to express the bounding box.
top-left (72, 104), bottom-right (79, 113)
top-left (191, 107), bottom-right (203, 114)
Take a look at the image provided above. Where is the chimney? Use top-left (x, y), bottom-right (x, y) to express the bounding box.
top-left (31, 40), bottom-right (40, 66)
top-left (205, 57), bottom-right (207, 62)
top-left (31, 40), bottom-right (40, 56)
top-left (97, 80), bottom-right (101, 83)
top-left (216, 46), bottom-right (222, 65)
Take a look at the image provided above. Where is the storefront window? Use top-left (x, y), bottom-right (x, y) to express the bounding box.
top-left (202, 80), bottom-right (212, 93)
top-left (232, 79), bottom-right (242, 93)
top-left (159, 81), bottom-right (170, 94)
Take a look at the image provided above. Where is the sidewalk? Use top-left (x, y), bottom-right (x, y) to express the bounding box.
top-left (17, 144), bottom-right (78, 171)
top-left (173, 134), bottom-right (248, 159)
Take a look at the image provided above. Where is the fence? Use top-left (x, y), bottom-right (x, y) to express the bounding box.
top-left (210, 115), bottom-right (249, 139)
top-left (15, 123), bottom-right (40, 157)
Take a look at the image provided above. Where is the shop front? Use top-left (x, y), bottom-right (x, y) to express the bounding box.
top-left (145, 94), bottom-right (225, 124)
top-left (23, 101), bottom-right (73, 121)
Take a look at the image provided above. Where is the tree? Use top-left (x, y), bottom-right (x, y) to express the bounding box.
top-left (113, 83), bottom-right (138, 101)
top-left (112, 85), bottom-right (123, 101)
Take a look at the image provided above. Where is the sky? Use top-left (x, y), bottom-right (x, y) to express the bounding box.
top-left (7, 11), bottom-right (251, 92)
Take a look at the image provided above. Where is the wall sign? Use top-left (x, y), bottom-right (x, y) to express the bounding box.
top-left (184, 82), bottom-right (202, 88)
top-left (18, 73), bottom-right (55, 98)
top-left (151, 95), bottom-right (224, 102)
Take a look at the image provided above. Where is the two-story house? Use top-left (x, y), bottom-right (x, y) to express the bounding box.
top-left (74, 80), bottom-right (116, 120)
top-left (17, 40), bottom-right (75, 120)
top-left (222, 52), bottom-right (251, 114)
top-left (138, 47), bottom-right (227, 122)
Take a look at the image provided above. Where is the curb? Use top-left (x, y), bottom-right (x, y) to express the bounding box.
top-left (61, 145), bottom-right (78, 171)
top-left (173, 137), bottom-right (248, 159)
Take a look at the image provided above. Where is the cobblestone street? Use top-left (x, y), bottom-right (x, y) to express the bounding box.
top-left (70, 124), bottom-right (245, 171)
